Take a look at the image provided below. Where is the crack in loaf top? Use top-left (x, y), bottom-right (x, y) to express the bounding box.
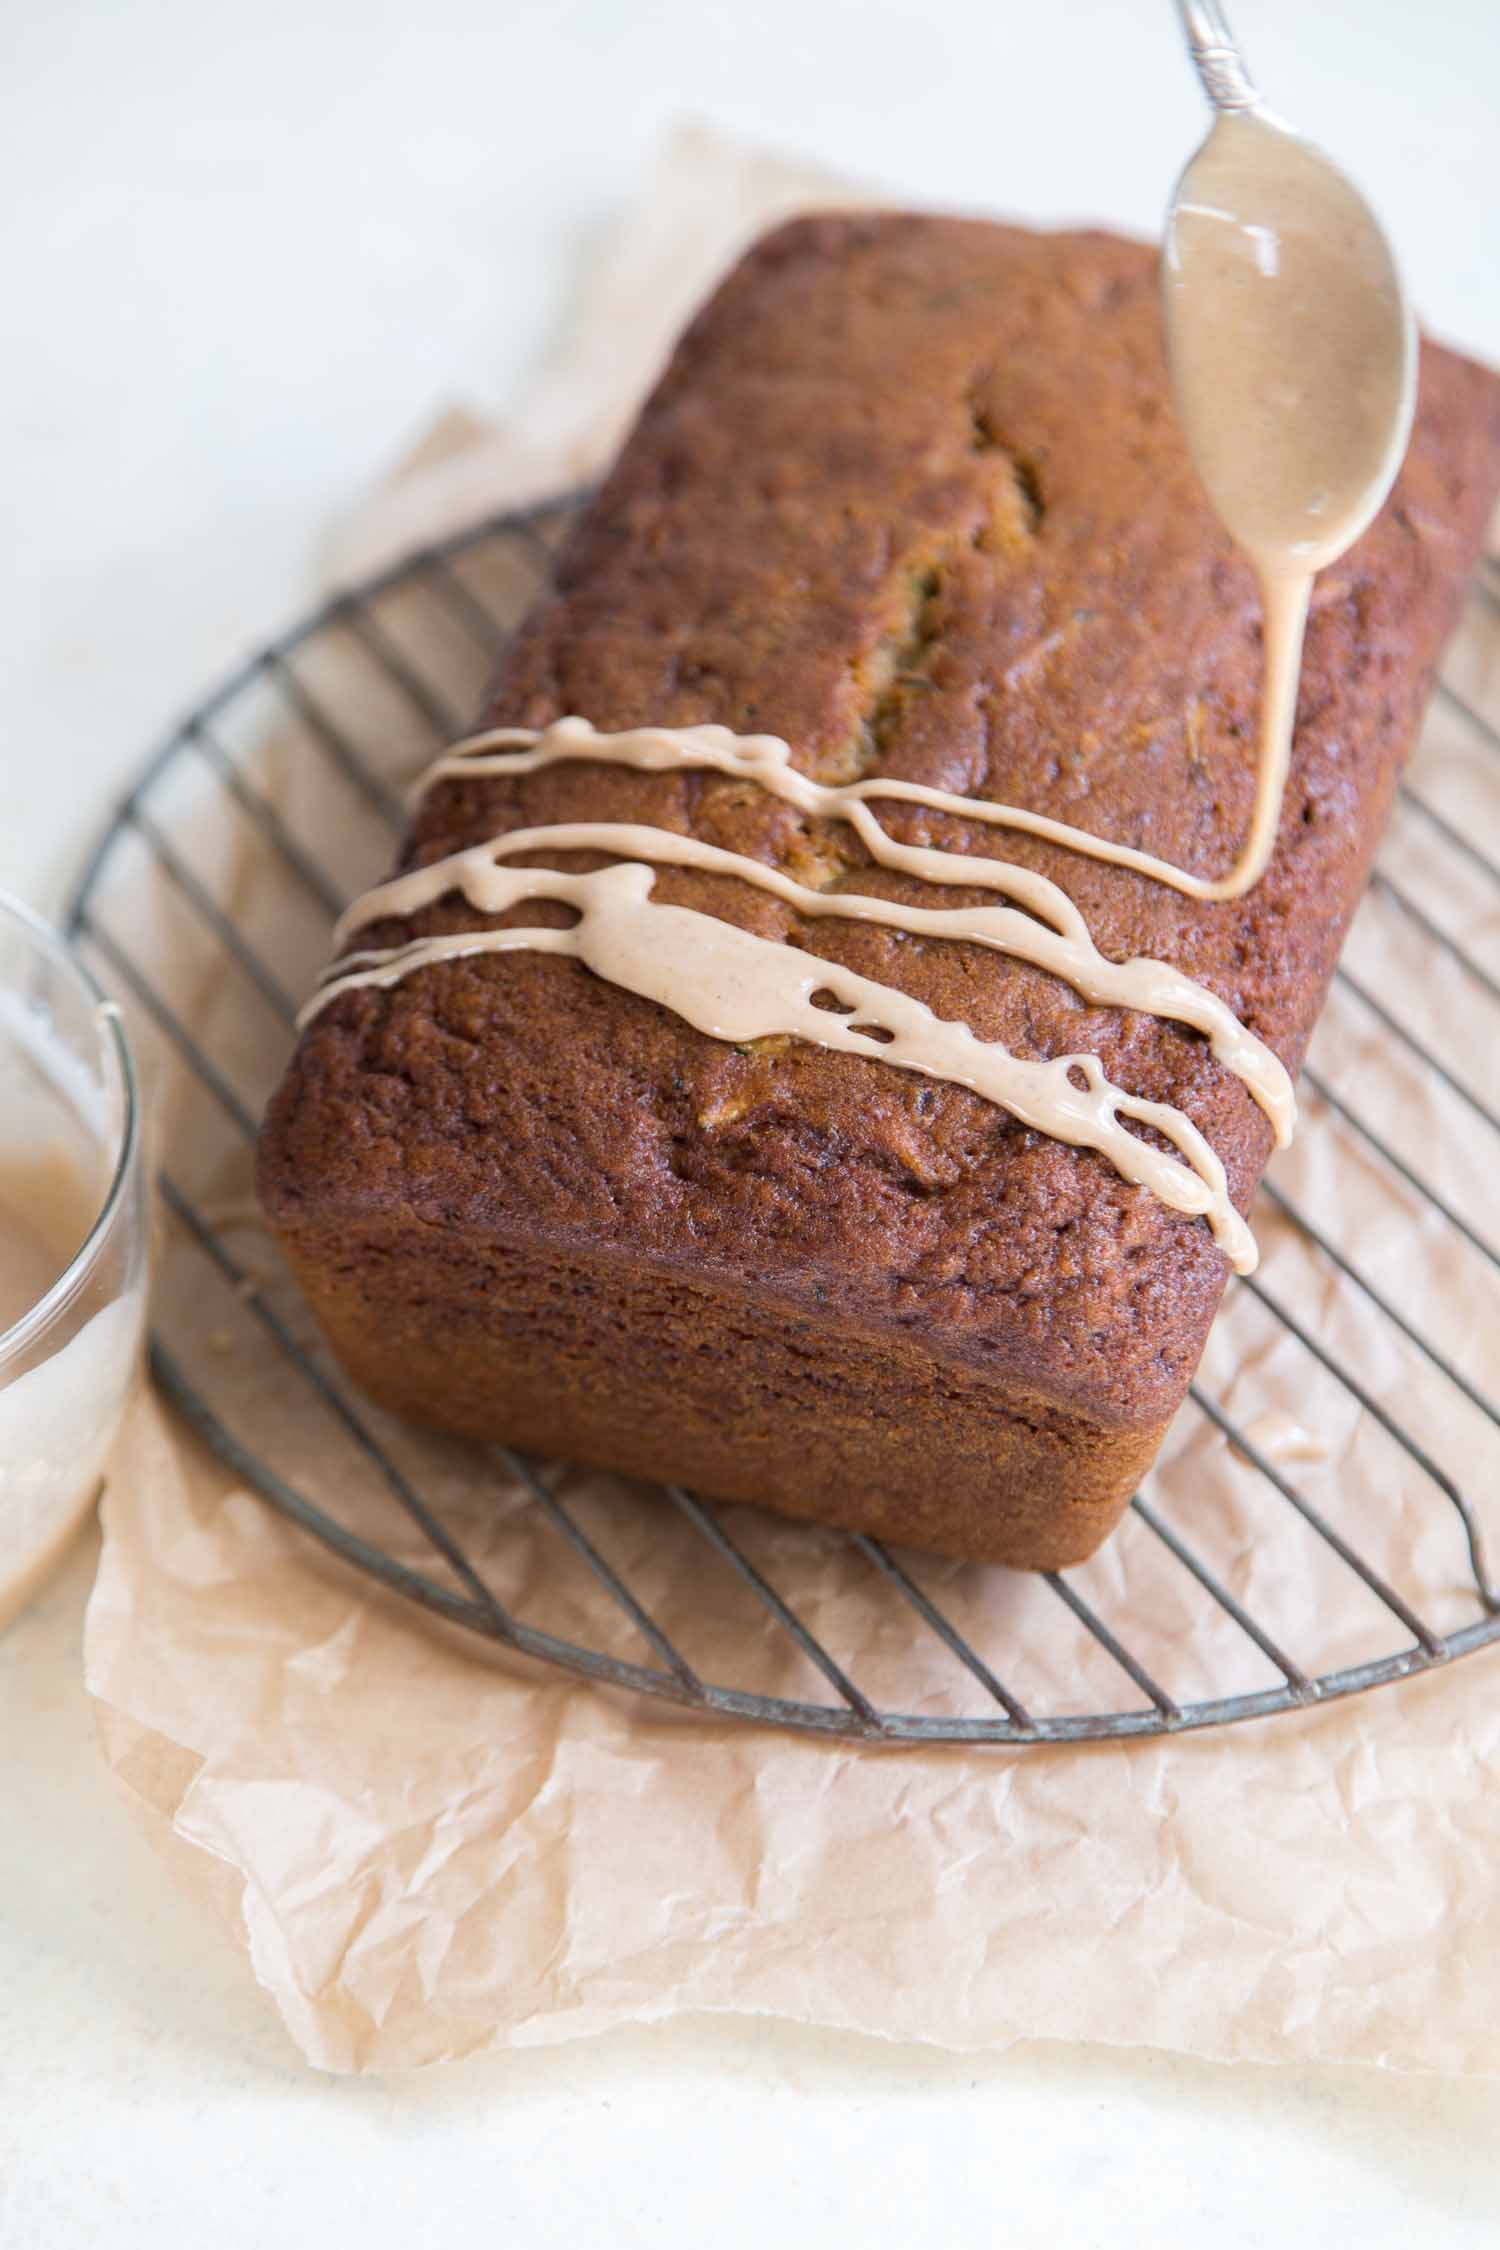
top-left (260, 212), bottom-right (1500, 1425)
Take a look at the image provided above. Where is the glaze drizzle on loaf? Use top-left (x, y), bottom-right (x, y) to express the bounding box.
top-left (303, 718), bottom-right (1297, 1274)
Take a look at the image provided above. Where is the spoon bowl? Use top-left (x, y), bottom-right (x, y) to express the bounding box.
top-left (1164, 106), bottom-right (1417, 574)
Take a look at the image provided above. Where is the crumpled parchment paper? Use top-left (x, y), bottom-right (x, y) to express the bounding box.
top-left (82, 123), bottom-right (1500, 2075)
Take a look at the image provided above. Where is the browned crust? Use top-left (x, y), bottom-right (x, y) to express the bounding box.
top-left (257, 212), bottom-right (1500, 1564)
top-left (278, 1219), bottom-right (1169, 1570)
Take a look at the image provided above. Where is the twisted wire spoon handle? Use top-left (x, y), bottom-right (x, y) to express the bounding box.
top-left (1175, 0), bottom-right (1260, 111)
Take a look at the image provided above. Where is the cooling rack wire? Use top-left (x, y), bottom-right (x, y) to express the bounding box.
top-left (67, 500), bottom-right (1500, 1745)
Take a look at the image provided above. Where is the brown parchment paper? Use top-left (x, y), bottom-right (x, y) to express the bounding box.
top-left (83, 125), bottom-right (1500, 2076)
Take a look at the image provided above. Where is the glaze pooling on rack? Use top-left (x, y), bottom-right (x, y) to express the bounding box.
top-left (305, 718), bottom-right (1296, 1273)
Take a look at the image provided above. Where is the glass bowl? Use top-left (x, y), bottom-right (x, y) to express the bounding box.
top-left (0, 891), bottom-right (147, 1628)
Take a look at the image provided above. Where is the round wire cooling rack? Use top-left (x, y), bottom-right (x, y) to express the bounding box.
top-left (67, 494), bottom-right (1500, 1748)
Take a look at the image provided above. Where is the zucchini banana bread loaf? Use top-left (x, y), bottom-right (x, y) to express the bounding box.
top-left (257, 213), bottom-right (1500, 1569)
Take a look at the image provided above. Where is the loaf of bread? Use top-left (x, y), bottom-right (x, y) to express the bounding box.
top-left (257, 213), bottom-right (1500, 1569)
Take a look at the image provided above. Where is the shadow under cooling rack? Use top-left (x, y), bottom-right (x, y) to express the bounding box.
top-left (66, 498), bottom-right (1500, 1746)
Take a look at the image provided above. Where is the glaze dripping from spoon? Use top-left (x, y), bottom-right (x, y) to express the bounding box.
top-left (1164, 0), bottom-right (1417, 897)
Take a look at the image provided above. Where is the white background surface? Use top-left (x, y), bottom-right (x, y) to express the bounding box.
top-left (4, 0), bottom-right (1500, 2241)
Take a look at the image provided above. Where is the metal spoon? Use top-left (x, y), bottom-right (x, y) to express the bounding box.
top-left (1164, 0), bottom-right (1417, 573)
